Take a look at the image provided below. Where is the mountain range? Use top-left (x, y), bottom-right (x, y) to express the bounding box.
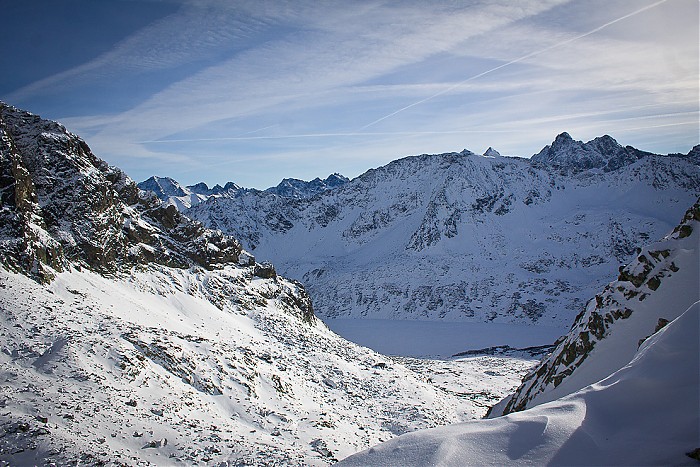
top-left (137, 173), bottom-right (349, 211)
top-left (1, 101), bottom-right (697, 465)
top-left (166, 133), bottom-right (700, 327)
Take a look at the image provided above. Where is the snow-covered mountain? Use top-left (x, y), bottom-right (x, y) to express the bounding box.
top-left (137, 176), bottom-right (240, 210)
top-left (265, 173), bottom-right (349, 199)
top-left (341, 202), bottom-right (700, 465)
top-left (137, 173), bottom-right (349, 211)
top-left (0, 103), bottom-right (540, 464)
top-left (187, 135), bottom-right (700, 325)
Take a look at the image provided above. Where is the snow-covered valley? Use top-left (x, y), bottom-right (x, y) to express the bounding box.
top-left (324, 319), bottom-right (565, 359)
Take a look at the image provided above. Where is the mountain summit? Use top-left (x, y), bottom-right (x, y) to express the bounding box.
top-left (482, 147), bottom-right (501, 158)
top-left (530, 132), bottom-right (651, 172)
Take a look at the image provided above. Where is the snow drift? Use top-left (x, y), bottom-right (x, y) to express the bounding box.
top-left (341, 302), bottom-right (699, 466)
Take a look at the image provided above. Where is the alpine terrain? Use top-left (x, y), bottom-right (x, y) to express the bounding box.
top-left (0, 102), bottom-right (540, 465)
top-left (183, 134), bottom-right (699, 327)
top-left (341, 199), bottom-right (700, 466)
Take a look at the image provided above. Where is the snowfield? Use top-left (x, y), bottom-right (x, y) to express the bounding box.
top-left (324, 318), bottom-right (565, 359)
top-left (0, 265), bottom-right (538, 465)
top-left (340, 302), bottom-right (700, 466)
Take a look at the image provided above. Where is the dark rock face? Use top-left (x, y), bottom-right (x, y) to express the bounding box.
top-left (531, 133), bottom-right (644, 173)
top-left (254, 262), bottom-right (276, 279)
top-left (0, 102), bottom-right (242, 280)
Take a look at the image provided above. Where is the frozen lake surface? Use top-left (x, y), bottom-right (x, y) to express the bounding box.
top-left (324, 319), bottom-right (568, 359)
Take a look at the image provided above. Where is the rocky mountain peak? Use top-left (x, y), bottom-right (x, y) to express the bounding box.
top-left (531, 132), bottom-right (644, 173)
top-left (0, 102), bottom-right (244, 281)
top-left (554, 131), bottom-right (573, 143)
top-left (138, 176), bottom-right (187, 199)
top-left (187, 180), bottom-right (241, 196)
top-left (482, 147), bottom-right (501, 157)
top-left (187, 181), bottom-right (212, 194)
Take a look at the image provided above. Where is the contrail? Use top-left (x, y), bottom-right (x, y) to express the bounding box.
top-left (140, 129), bottom-right (524, 144)
top-left (360, 0), bottom-right (669, 130)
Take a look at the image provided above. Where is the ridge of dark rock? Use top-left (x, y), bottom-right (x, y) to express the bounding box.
top-left (0, 102), bottom-right (242, 281)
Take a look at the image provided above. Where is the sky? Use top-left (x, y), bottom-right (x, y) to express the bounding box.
top-left (1, 0), bottom-right (698, 189)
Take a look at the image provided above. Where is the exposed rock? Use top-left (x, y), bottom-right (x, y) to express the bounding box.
top-left (142, 438), bottom-right (167, 449)
top-left (0, 102), bottom-right (244, 278)
top-left (254, 262), bottom-right (276, 279)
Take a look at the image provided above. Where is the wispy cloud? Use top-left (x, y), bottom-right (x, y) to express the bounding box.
top-left (6, 1), bottom-right (268, 103)
top-left (18, 0), bottom-right (697, 188)
top-left (359, 0), bottom-right (671, 129)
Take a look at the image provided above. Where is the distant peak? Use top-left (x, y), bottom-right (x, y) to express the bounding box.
top-left (531, 133), bottom-right (646, 173)
top-left (188, 182), bottom-right (210, 192)
top-left (554, 132), bottom-right (572, 142)
top-left (138, 176), bottom-right (186, 199)
top-left (327, 173), bottom-right (349, 181)
top-left (483, 147), bottom-right (501, 158)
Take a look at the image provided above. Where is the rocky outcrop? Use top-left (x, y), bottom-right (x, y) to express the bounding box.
top-left (0, 102), bottom-right (243, 279)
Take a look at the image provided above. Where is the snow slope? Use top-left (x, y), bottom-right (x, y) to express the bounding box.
top-left (1, 265), bottom-right (517, 465)
top-left (340, 303), bottom-right (699, 466)
top-left (188, 137), bottom-right (700, 325)
top-left (490, 198), bottom-right (700, 416)
top-left (341, 200), bottom-right (700, 465)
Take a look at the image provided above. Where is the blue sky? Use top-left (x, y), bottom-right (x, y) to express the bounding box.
top-left (1, 0), bottom-right (697, 188)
